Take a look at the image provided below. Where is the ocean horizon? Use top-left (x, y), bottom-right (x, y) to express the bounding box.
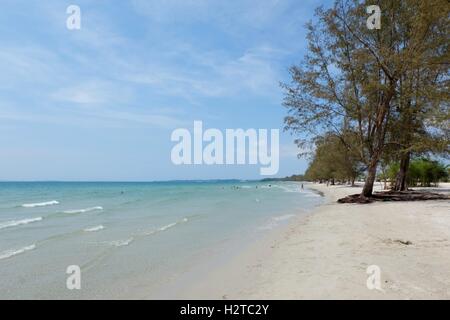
top-left (0, 180), bottom-right (323, 299)
top-left (0, 179), bottom-right (263, 183)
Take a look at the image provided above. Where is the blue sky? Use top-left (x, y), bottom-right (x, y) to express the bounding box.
top-left (0, 0), bottom-right (332, 181)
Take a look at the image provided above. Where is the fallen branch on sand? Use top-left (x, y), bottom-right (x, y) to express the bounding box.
top-left (337, 191), bottom-right (450, 204)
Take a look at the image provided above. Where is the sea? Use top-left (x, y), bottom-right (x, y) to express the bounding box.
top-left (0, 181), bottom-right (323, 299)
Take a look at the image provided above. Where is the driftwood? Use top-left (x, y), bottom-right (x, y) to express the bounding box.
top-left (337, 190), bottom-right (450, 204)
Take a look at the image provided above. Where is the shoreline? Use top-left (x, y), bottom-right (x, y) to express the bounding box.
top-left (179, 182), bottom-right (450, 299)
top-left (154, 186), bottom-right (325, 300)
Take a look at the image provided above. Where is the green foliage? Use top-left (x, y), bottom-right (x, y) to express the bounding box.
top-left (282, 0), bottom-right (449, 196)
top-left (386, 158), bottom-right (448, 187)
top-left (261, 174), bottom-right (305, 182)
top-left (304, 133), bottom-right (363, 183)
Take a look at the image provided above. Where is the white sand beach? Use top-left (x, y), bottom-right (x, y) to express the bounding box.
top-left (180, 183), bottom-right (450, 300)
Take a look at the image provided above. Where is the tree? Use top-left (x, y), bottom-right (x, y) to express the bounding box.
top-left (283, 0), bottom-right (450, 199)
top-left (304, 133), bottom-right (362, 185)
top-left (386, 158), bottom-right (449, 187)
top-left (387, 0), bottom-right (450, 190)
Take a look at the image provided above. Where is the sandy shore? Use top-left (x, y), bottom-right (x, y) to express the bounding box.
top-left (179, 182), bottom-right (450, 300)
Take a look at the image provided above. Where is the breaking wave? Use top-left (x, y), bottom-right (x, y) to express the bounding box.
top-left (0, 217), bottom-right (43, 230)
top-left (84, 225), bottom-right (105, 232)
top-left (63, 206), bottom-right (103, 214)
top-left (108, 238), bottom-right (134, 247)
top-left (141, 217), bottom-right (189, 236)
top-left (22, 201), bottom-right (59, 208)
top-left (0, 244), bottom-right (36, 260)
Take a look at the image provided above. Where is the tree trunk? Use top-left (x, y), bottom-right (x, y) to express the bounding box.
top-left (394, 151), bottom-right (410, 191)
top-left (362, 160), bottom-right (378, 197)
top-left (361, 82), bottom-right (395, 198)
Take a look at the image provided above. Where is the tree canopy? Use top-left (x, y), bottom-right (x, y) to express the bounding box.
top-left (283, 0), bottom-right (450, 198)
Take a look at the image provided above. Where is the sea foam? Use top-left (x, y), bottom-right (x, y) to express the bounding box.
top-left (22, 201), bottom-right (59, 208)
top-left (142, 218), bottom-right (189, 236)
top-left (63, 206), bottom-right (103, 214)
top-left (101, 219), bottom-right (189, 248)
top-left (273, 214), bottom-right (296, 222)
top-left (84, 225), bottom-right (105, 232)
top-left (109, 238), bottom-right (133, 247)
top-left (0, 244), bottom-right (36, 260)
top-left (0, 217), bottom-right (43, 230)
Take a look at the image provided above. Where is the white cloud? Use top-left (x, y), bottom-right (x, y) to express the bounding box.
top-left (0, 101), bottom-right (186, 130)
top-left (91, 109), bottom-right (188, 128)
top-left (50, 81), bottom-right (133, 105)
top-left (122, 45), bottom-right (285, 102)
top-left (131, 0), bottom-right (296, 30)
top-left (0, 46), bottom-right (67, 89)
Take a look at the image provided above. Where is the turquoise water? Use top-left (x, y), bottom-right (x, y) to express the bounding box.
top-left (0, 181), bottom-right (323, 299)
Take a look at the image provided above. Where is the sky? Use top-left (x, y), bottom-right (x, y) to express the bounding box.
top-left (0, 0), bottom-right (333, 181)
